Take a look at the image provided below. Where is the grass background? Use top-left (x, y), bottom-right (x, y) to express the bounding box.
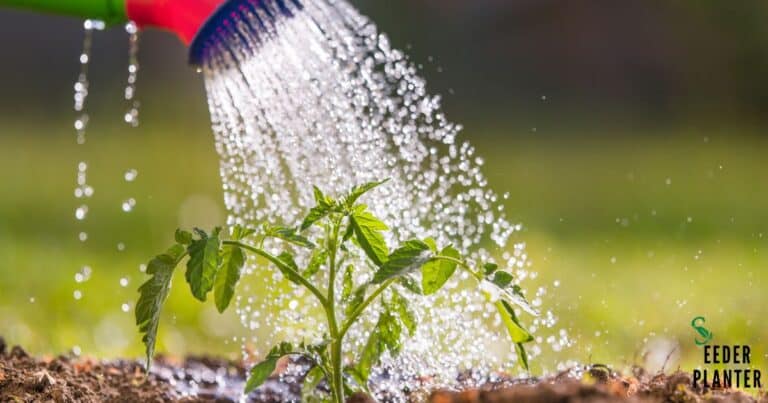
top-left (0, 123), bottom-right (765, 375)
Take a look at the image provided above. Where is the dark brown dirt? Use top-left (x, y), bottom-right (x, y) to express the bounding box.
top-left (1, 337), bottom-right (765, 402)
top-left (429, 367), bottom-right (767, 403)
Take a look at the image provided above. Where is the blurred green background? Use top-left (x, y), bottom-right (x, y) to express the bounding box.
top-left (0, 0), bottom-right (766, 376)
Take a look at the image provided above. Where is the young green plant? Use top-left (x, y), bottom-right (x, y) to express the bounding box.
top-left (135, 180), bottom-right (537, 402)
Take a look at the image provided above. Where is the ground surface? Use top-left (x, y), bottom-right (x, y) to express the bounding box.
top-left (1, 338), bottom-right (765, 402)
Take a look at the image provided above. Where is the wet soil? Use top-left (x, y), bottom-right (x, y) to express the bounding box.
top-left (1, 337), bottom-right (764, 402)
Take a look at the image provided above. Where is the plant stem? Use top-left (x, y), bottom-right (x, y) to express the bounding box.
top-left (325, 217), bottom-right (345, 403)
top-left (222, 240), bottom-right (328, 306)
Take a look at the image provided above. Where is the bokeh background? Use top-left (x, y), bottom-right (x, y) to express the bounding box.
top-left (0, 0), bottom-right (766, 375)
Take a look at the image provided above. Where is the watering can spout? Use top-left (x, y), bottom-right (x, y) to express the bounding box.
top-left (0, 0), bottom-right (225, 45)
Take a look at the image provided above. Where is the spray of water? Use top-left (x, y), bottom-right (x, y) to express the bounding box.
top-left (199, 0), bottom-right (566, 397)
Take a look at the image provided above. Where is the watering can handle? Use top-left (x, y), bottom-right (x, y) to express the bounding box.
top-left (0, 0), bottom-right (128, 24)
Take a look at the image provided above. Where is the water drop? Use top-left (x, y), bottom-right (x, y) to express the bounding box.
top-left (75, 205), bottom-right (88, 220)
top-left (124, 169), bottom-right (138, 182)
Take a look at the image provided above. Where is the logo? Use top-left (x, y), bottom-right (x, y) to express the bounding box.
top-left (691, 316), bottom-right (713, 346)
top-left (690, 317), bottom-right (762, 389)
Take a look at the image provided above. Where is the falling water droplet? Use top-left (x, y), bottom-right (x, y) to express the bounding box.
top-left (121, 198), bottom-right (136, 212)
top-left (123, 21), bottom-right (141, 127)
top-left (75, 205), bottom-right (88, 220)
top-left (124, 169), bottom-right (138, 182)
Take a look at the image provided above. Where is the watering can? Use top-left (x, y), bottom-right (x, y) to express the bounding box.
top-left (0, 0), bottom-right (292, 64)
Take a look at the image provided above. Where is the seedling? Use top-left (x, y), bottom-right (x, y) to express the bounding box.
top-left (135, 180), bottom-right (536, 402)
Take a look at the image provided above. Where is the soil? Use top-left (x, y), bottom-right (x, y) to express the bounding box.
top-left (1, 337), bottom-right (764, 403)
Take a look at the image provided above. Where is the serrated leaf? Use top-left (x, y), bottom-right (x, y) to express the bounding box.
top-left (276, 252), bottom-right (305, 285)
top-left (313, 185), bottom-right (334, 207)
top-left (231, 225), bottom-right (256, 241)
top-left (303, 249), bottom-right (327, 278)
top-left (265, 225), bottom-right (315, 248)
top-left (398, 275), bottom-right (423, 295)
top-left (423, 237), bottom-right (437, 253)
top-left (344, 179), bottom-right (389, 207)
top-left (491, 271), bottom-right (514, 288)
top-left (390, 289), bottom-right (416, 336)
top-left (342, 265), bottom-right (354, 300)
top-left (345, 285), bottom-right (367, 316)
top-left (378, 309), bottom-right (402, 353)
top-left (245, 342), bottom-right (294, 393)
top-left (342, 218), bottom-right (354, 243)
top-left (301, 366), bottom-right (326, 401)
top-left (301, 206), bottom-right (331, 231)
top-left (136, 244), bottom-right (185, 369)
top-left (483, 262), bottom-right (499, 275)
top-left (175, 229), bottom-right (193, 245)
top-left (185, 228), bottom-right (221, 301)
top-left (214, 245), bottom-right (245, 313)
top-left (372, 240), bottom-right (431, 284)
top-left (356, 308), bottom-right (401, 382)
top-left (421, 246), bottom-right (460, 295)
top-left (350, 210), bottom-right (389, 267)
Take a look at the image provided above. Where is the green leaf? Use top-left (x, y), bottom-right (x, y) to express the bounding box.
top-left (301, 187), bottom-right (336, 231)
top-left (350, 209), bottom-right (389, 267)
top-left (276, 252), bottom-right (305, 285)
top-left (213, 245), bottom-right (245, 313)
top-left (497, 300), bottom-right (534, 343)
top-left (423, 237), bottom-right (438, 253)
top-left (372, 240), bottom-right (431, 284)
top-left (342, 265), bottom-right (354, 300)
top-left (356, 308), bottom-right (401, 382)
top-left (245, 342), bottom-right (294, 393)
top-left (390, 289), bottom-right (416, 336)
top-left (496, 300), bottom-right (533, 371)
top-left (345, 285), bottom-right (367, 316)
top-left (421, 246), bottom-right (460, 295)
top-left (265, 225), bottom-right (315, 248)
top-left (398, 275), bottom-right (423, 295)
top-left (185, 228), bottom-right (221, 301)
top-left (344, 179), bottom-right (389, 207)
top-left (175, 229), bottom-right (192, 245)
top-left (303, 249), bottom-right (327, 278)
top-left (136, 244), bottom-right (185, 369)
top-left (301, 207), bottom-right (330, 231)
top-left (301, 366), bottom-right (326, 401)
top-left (491, 271), bottom-right (514, 288)
top-left (483, 262), bottom-right (499, 276)
top-left (342, 218), bottom-right (354, 243)
top-left (231, 225), bottom-right (256, 241)
top-left (515, 342), bottom-right (530, 371)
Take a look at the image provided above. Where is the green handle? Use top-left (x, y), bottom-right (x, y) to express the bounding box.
top-left (0, 0), bottom-right (127, 24)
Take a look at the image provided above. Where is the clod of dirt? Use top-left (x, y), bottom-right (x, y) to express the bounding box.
top-left (30, 370), bottom-right (56, 391)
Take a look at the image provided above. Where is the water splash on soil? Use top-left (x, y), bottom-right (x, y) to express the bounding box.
top-left (200, 0), bottom-right (564, 397)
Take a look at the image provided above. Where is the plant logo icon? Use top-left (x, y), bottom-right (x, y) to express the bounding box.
top-left (691, 316), bottom-right (713, 346)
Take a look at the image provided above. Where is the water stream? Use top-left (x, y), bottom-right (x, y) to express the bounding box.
top-left (199, 0), bottom-right (566, 397)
